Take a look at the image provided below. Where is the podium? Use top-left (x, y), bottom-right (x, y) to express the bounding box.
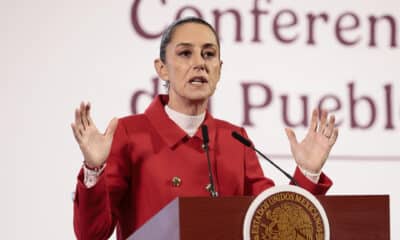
top-left (128, 195), bottom-right (390, 240)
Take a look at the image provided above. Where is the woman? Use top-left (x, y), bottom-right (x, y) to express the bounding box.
top-left (72, 17), bottom-right (338, 240)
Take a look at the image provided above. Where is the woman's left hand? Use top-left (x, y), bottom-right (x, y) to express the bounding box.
top-left (285, 109), bottom-right (339, 173)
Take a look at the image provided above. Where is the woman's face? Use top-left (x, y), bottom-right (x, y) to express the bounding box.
top-left (157, 22), bottom-right (222, 106)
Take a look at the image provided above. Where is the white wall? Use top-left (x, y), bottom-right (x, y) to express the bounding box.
top-left (1, 0), bottom-right (399, 239)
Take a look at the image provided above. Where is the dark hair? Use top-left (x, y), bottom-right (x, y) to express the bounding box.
top-left (159, 17), bottom-right (220, 63)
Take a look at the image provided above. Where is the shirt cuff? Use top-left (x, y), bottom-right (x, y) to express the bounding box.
top-left (83, 164), bottom-right (106, 188)
top-left (298, 165), bottom-right (321, 184)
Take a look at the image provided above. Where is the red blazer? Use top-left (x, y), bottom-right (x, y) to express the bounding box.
top-left (73, 95), bottom-right (332, 240)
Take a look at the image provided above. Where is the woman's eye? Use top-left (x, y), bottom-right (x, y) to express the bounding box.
top-left (179, 50), bottom-right (191, 57)
top-left (203, 51), bottom-right (216, 58)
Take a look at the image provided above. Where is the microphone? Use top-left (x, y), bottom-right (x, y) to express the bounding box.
top-left (201, 125), bottom-right (218, 197)
top-left (201, 125), bottom-right (209, 145)
top-left (231, 131), bottom-right (298, 186)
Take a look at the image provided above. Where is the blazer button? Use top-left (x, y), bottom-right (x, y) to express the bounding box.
top-left (205, 183), bottom-right (212, 192)
top-left (172, 176), bottom-right (182, 187)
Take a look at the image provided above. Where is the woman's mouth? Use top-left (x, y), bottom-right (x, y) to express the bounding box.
top-left (189, 76), bottom-right (208, 85)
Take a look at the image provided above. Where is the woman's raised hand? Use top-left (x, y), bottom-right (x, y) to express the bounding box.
top-left (285, 109), bottom-right (339, 173)
top-left (71, 102), bottom-right (118, 168)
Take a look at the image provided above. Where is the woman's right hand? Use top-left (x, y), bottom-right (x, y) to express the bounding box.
top-left (71, 102), bottom-right (118, 168)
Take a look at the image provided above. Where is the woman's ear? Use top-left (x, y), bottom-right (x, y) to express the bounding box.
top-left (154, 59), bottom-right (169, 81)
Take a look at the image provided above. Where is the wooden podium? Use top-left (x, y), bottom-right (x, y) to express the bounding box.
top-left (128, 195), bottom-right (390, 240)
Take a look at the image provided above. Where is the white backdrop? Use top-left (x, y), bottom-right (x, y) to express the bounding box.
top-left (2, 0), bottom-right (399, 239)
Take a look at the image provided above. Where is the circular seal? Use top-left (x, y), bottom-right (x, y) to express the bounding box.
top-left (243, 185), bottom-right (329, 240)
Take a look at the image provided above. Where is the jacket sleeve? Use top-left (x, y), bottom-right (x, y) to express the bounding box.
top-left (292, 167), bottom-right (332, 195)
top-left (73, 119), bottom-right (131, 240)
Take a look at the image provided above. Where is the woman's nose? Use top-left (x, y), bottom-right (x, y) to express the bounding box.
top-left (192, 53), bottom-right (206, 70)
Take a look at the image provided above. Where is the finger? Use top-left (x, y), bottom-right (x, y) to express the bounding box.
top-left (309, 109), bottom-right (318, 132)
top-left (75, 121), bottom-right (85, 137)
top-left (80, 102), bottom-right (87, 130)
top-left (105, 118), bottom-right (119, 138)
top-left (82, 102), bottom-right (91, 127)
top-left (318, 110), bottom-right (328, 133)
top-left (86, 102), bottom-right (93, 126)
top-left (71, 123), bottom-right (82, 143)
top-left (324, 115), bottom-right (335, 137)
top-left (75, 108), bottom-right (82, 129)
top-left (328, 128), bottom-right (339, 146)
top-left (285, 128), bottom-right (298, 147)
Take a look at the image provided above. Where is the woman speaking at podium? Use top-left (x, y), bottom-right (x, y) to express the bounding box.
top-left (71, 17), bottom-right (338, 240)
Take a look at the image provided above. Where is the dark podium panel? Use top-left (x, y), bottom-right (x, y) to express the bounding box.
top-left (128, 195), bottom-right (390, 240)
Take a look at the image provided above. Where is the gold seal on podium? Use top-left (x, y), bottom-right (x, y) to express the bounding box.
top-left (243, 185), bottom-right (330, 240)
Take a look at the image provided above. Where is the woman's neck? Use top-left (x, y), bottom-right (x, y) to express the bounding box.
top-left (164, 105), bottom-right (206, 137)
top-left (167, 95), bottom-right (208, 115)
